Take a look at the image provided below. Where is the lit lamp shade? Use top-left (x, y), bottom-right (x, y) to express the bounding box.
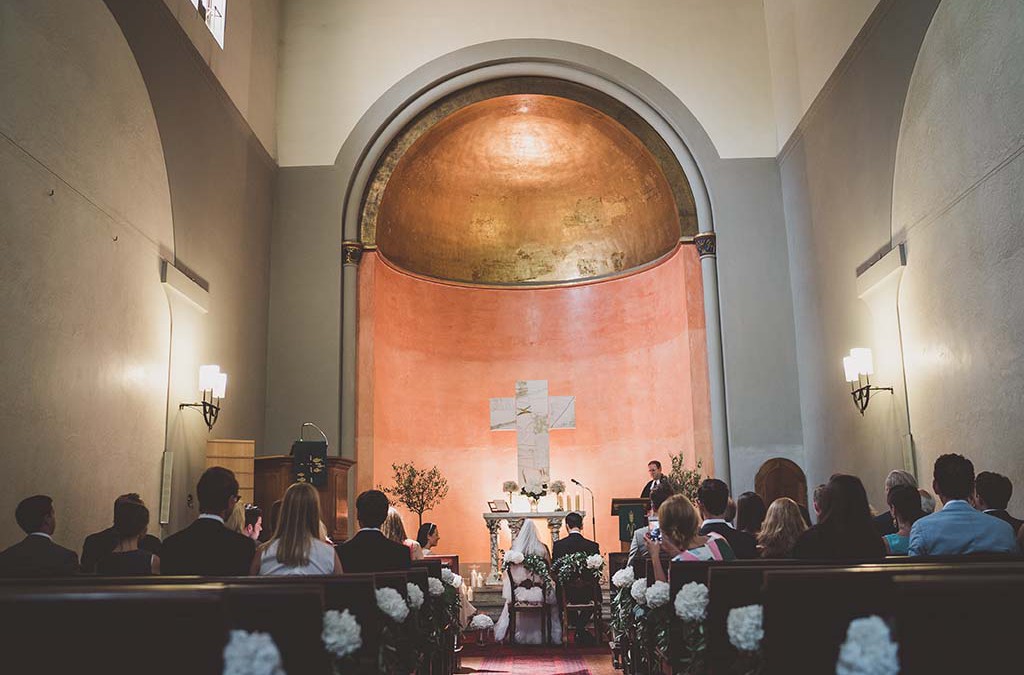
top-left (843, 356), bottom-right (860, 383)
top-left (199, 364), bottom-right (221, 391)
top-left (850, 348), bottom-right (874, 376)
top-left (213, 372), bottom-right (227, 399)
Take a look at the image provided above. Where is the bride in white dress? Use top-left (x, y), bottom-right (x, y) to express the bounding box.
top-left (493, 520), bottom-right (563, 644)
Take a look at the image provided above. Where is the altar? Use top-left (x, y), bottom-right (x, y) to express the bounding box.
top-left (482, 511), bottom-right (586, 585)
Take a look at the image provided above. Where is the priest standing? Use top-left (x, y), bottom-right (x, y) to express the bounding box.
top-left (641, 460), bottom-right (675, 498)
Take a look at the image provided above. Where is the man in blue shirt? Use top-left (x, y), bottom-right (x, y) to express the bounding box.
top-left (909, 454), bottom-right (1019, 556)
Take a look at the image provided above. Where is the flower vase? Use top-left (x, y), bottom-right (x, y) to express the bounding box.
top-left (529, 497), bottom-right (539, 513)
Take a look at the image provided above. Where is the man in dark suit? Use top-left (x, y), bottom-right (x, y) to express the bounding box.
top-left (81, 493), bottom-right (162, 573)
top-left (976, 471), bottom-right (1024, 535)
top-left (552, 512), bottom-right (601, 644)
top-left (336, 490), bottom-right (411, 573)
top-left (640, 460), bottom-right (675, 499)
top-left (697, 479), bottom-right (757, 559)
top-left (160, 467), bottom-right (255, 576)
top-left (0, 495), bottom-right (79, 577)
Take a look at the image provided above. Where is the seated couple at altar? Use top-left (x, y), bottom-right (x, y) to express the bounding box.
top-left (494, 512), bottom-right (599, 645)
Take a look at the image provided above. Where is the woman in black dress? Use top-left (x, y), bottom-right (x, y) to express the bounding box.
top-left (97, 500), bottom-right (160, 575)
top-left (792, 474), bottom-right (885, 560)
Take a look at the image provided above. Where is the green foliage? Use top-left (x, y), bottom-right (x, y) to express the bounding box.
top-left (380, 461), bottom-right (449, 527)
top-left (670, 451), bottom-right (706, 503)
top-left (551, 552), bottom-right (602, 585)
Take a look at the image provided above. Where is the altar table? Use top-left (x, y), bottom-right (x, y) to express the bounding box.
top-left (482, 511), bottom-right (586, 585)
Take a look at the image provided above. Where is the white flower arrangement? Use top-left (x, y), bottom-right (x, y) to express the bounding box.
top-left (222, 629), bottom-right (285, 675)
top-left (674, 582), bottom-right (709, 622)
top-left (321, 609), bottom-right (362, 660)
top-left (504, 550), bottom-right (525, 565)
top-left (376, 587), bottom-right (410, 624)
top-left (727, 604), bottom-right (764, 652)
top-left (630, 578), bottom-right (649, 605)
top-left (521, 482), bottom-right (548, 499)
top-left (612, 566), bottom-right (635, 589)
top-left (405, 582), bottom-right (424, 610)
top-left (586, 553), bottom-right (604, 571)
top-left (448, 573), bottom-right (463, 589)
top-left (502, 481), bottom-right (519, 494)
top-left (645, 580), bottom-right (671, 608)
top-left (428, 577), bottom-right (445, 597)
top-left (441, 568), bottom-right (454, 584)
top-left (468, 613), bottom-right (495, 630)
top-left (549, 480), bottom-right (567, 494)
top-left (835, 616), bottom-right (899, 675)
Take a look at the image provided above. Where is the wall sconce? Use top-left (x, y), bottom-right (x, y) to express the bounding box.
top-left (843, 348), bottom-right (892, 415)
top-left (180, 364), bottom-right (226, 430)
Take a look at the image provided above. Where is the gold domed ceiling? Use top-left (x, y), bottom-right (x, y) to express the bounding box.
top-left (374, 94), bottom-right (681, 286)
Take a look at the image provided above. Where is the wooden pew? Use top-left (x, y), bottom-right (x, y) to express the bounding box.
top-left (762, 562), bottom-right (1024, 674)
top-left (428, 554), bottom-right (459, 575)
top-left (0, 583), bottom-right (227, 675)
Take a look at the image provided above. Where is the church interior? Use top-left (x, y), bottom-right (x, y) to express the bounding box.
top-left (1, 0), bottom-right (1022, 673)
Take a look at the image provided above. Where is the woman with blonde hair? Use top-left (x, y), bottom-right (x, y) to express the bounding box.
top-left (645, 494), bottom-right (736, 582)
top-left (382, 507), bottom-right (424, 560)
top-left (250, 482), bottom-right (343, 576)
top-left (758, 498), bottom-right (807, 558)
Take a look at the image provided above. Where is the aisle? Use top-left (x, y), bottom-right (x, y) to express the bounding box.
top-left (459, 645), bottom-right (615, 675)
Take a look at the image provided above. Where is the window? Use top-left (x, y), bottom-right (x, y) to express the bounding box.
top-left (190, 0), bottom-right (227, 48)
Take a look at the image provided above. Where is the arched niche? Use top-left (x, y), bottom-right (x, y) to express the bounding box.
top-left (755, 458), bottom-right (808, 508)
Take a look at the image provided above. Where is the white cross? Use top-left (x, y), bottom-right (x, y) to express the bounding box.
top-left (489, 380), bottom-right (575, 486)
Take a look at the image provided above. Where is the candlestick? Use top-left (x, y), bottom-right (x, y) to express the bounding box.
top-left (574, 493), bottom-right (581, 510)
top-left (467, 586), bottom-right (474, 602)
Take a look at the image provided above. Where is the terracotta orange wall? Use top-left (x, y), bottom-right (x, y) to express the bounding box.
top-left (357, 247), bottom-right (710, 562)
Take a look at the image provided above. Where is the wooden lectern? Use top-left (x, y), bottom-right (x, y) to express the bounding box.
top-left (611, 498), bottom-right (650, 552)
top-left (254, 455), bottom-right (355, 543)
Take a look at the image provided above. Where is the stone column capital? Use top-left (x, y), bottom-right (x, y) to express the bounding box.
top-left (693, 232), bottom-right (717, 258)
top-left (342, 240), bottom-right (364, 266)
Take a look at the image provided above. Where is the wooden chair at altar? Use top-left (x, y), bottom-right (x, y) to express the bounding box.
top-left (506, 572), bottom-right (551, 646)
top-left (558, 576), bottom-right (605, 647)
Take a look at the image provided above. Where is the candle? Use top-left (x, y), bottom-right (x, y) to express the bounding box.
top-left (467, 586), bottom-right (474, 602)
top-left (575, 493), bottom-right (581, 510)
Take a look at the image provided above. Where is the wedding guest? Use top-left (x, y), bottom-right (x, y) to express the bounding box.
top-left (812, 483), bottom-right (829, 522)
top-left (0, 495), bottom-right (79, 577)
top-left (646, 494), bottom-right (736, 582)
top-left (96, 501), bottom-right (160, 575)
top-left (252, 482), bottom-right (342, 576)
top-left (975, 472), bottom-right (1023, 535)
top-left (873, 470), bottom-right (918, 536)
top-left (736, 492), bottom-right (767, 536)
top-left (337, 490), bottom-right (411, 572)
top-left (919, 489), bottom-right (936, 515)
top-left (792, 474), bottom-right (885, 560)
top-left (627, 483), bottom-right (673, 566)
top-left (640, 460), bottom-right (675, 499)
top-left (417, 522), bottom-right (440, 555)
top-left (758, 497), bottom-right (807, 558)
top-left (260, 499), bottom-right (283, 543)
top-left (81, 493), bottom-right (162, 573)
top-left (909, 454), bottom-right (1018, 556)
top-left (697, 479), bottom-right (757, 559)
top-left (160, 467), bottom-right (255, 575)
top-left (552, 512), bottom-right (600, 645)
top-left (383, 508), bottom-right (423, 560)
top-left (883, 485), bottom-right (924, 556)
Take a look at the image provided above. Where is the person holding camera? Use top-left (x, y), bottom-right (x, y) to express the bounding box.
top-left (644, 494), bottom-right (736, 582)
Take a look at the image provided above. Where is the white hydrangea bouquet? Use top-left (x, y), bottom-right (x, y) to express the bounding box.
top-left (727, 604), bottom-right (764, 675)
top-left (376, 587), bottom-right (417, 674)
top-left (321, 609), bottom-right (362, 672)
top-left (551, 552), bottom-right (605, 585)
top-left (222, 630), bottom-right (286, 675)
top-left (630, 578), bottom-right (677, 674)
top-left (421, 573), bottom-right (460, 664)
top-left (835, 615), bottom-right (899, 675)
top-left (670, 582), bottom-right (710, 675)
top-left (609, 566), bottom-right (637, 651)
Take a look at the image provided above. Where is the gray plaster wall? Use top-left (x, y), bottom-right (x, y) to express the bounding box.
top-left (265, 40), bottom-right (805, 496)
top-left (0, 0), bottom-right (275, 549)
top-left (778, 0), bottom-right (943, 509)
top-left (893, 0), bottom-right (1024, 513)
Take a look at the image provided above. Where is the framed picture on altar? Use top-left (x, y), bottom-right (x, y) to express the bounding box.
top-left (487, 500), bottom-right (510, 513)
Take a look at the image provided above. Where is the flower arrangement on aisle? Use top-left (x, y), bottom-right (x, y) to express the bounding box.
top-left (610, 566), bottom-right (637, 649)
top-left (551, 552), bottom-right (605, 585)
top-left (376, 587), bottom-right (417, 674)
top-left (321, 609), bottom-right (362, 673)
top-left (420, 574), bottom-right (460, 665)
top-left (835, 616), bottom-right (899, 675)
top-left (727, 604), bottom-right (764, 675)
top-left (670, 582), bottom-right (710, 674)
top-left (222, 630), bottom-right (286, 675)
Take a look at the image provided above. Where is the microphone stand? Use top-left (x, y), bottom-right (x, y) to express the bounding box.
top-left (573, 479), bottom-right (598, 542)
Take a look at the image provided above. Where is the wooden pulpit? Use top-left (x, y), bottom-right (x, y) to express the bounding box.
top-left (254, 455), bottom-right (355, 543)
top-left (611, 498), bottom-right (650, 552)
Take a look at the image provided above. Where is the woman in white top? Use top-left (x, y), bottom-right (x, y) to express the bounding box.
top-left (251, 482), bottom-right (343, 576)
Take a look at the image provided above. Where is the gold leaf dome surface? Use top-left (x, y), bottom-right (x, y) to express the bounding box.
top-left (375, 94), bottom-right (680, 285)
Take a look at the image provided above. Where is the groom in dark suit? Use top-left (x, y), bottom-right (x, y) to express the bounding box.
top-left (0, 495), bottom-right (79, 577)
top-left (160, 467), bottom-right (255, 576)
top-left (552, 512), bottom-right (600, 644)
top-left (336, 490), bottom-right (412, 573)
